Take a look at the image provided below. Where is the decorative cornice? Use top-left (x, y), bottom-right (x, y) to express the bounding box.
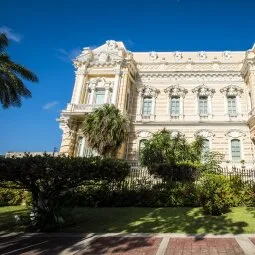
top-left (88, 77), bottom-right (113, 90)
top-left (164, 85), bottom-right (188, 98)
top-left (192, 85), bottom-right (215, 97)
top-left (220, 85), bottom-right (243, 97)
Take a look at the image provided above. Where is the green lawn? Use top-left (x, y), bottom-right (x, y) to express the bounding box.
top-left (1, 206), bottom-right (255, 234)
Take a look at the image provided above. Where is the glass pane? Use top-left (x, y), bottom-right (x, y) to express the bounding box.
top-left (143, 98), bottom-right (152, 115)
top-left (95, 90), bottom-right (105, 104)
top-left (171, 97), bottom-right (180, 115)
top-left (228, 97), bottom-right (236, 115)
top-left (231, 139), bottom-right (241, 160)
top-left (202, 139), bottom-right (210, 154)
top-left (199, 97), bottom-right (208, 115)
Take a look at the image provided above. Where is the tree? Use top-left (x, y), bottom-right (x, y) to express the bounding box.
top-left (0, 33), bottom-right (38, 108)
top-left (140, 129), bottom-right (204, 169)
top-left (82, 104), bottom-right (129, 157)
top-left (0, 154), bottom-right (130, 230)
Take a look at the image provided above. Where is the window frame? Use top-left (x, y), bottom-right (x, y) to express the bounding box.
top-left (198, 96), bottom-right (208, 116)
top-left (142, 97), bottom-right (152, 116)
top-left (231, 139), bottom-right (241, 161)
top-left (170, 96), bottom-right (180, 116)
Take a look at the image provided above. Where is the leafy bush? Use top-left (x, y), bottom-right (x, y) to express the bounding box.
top-left (150, 161), bottom-right (201, 182)
top-left (198, 174), bottom-right (234, 215)
top-left (61, 181), bottom-right (199, 207)
top-left (0, 182), bottom-right (26, 206)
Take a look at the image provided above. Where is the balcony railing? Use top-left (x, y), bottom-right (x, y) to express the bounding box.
top-left (66, 103), bottom-right (103, 113)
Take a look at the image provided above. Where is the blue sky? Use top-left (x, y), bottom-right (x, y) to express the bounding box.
top-left (0, 0), bottom-right (254, 154)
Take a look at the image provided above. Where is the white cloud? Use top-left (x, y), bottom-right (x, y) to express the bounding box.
top-left (43, 101), bottom-right (59, 110)
top-left (0, 26), bottom-right (22, 42)
top-left (55, 47), bottom-right (81, 62)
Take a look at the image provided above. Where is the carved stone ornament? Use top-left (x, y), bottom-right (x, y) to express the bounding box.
top-left (59, 116), bottom-right (76, 137)
top-left (164, 85), bottom-right (187, 98)
top-left (106, 40), bottom-right (118, 50)
top-left (88, 77), bottom-right (112, 90)
top-left (97, 52), bottom-right (110, 62)
top-left (195, 129), bottom-right (215, 139)
top-left (137, 85), bottom-right (160, 98)
top-left (192, 85), bottom-right (215, 97)
top-left (220, 85), bottom-right (243, 97)
top-left (223, 51), bottom-right (232, 61)
top-left (174, 51), bottom-right (182, 61)
top-left (198, 51), bottom-right (207, 61)
top-left (225, 129), bottom-right (246, 138)
top-left (73, 60), bottom-right (83, 69)
top-left (149, 51), bottom-right (158, 61)
top-left (136, 131), bottom-right (153, 139)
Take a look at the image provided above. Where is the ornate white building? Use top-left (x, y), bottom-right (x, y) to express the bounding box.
top-left (58, 40), bottom-right (255, 167)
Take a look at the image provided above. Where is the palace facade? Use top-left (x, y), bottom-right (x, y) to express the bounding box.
top-left (58, 40), bottom-right (255, 167)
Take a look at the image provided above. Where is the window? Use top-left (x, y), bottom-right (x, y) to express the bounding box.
top-left (143, 97), bottom-right (152, 115)
top-left (231, 139), bottom-right (241, 161)
top-left (199, 96), bottom-right (208, 115)
top-left (227, 96), bottom-right (237, 116)
top-left (170, 97), bottom-right (180, 115)
top-left (202, 139), bottom-right (210, 155)
top-left (95, 90), bottom-right (105, 104)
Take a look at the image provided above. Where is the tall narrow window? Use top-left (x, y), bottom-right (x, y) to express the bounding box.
top-left (95, 90), bottom-right (105, 104)
top-left (143, 97), bottom-right (152, 115)
top-left (227, 96), bottom-right (237, 116)
top-left (170, 97), bottom-right (180, 115)
top-left (199, 96), bottom-right (208, 115)
top-left (231, 139), bottom-right (241, 161)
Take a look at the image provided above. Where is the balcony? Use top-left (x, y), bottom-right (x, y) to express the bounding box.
top-left (65, 103), bottom-right (103, 113)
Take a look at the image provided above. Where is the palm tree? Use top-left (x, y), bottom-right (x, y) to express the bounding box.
top-left (0, 33), bottom-right (38, 108)
top-left (82, 104), bottom-right (129, 157)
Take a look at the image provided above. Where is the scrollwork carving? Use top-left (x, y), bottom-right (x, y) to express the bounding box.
top-left (192, 85), bottom-right (215, 97)
top-left (220, 85), bottom-right (243, 97)
top-left (164, 85), bottom-right (188, 98)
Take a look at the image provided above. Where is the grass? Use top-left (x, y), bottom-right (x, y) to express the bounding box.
top-left (1, 206), bottom-right (255, 234)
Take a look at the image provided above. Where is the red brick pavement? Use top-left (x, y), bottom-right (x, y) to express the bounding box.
top-left (76, 236), bottom-right (162, 255)
top-left (165, 237), bottom-right (244, 255)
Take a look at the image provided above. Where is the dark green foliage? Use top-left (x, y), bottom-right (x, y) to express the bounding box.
top-left (0, 33), bottom-right (38, 108)
top-left (150, 161), bottom-right (201, 182)
top-left (0, 155), bottom-right (129, 230)
top-left (140, 129), bottom-right (204, 169)
top-left (198, 174), bottom-right (234, 216)
top-left (61, 181), bottom-right (199, 208)
top-left (82, 104), bottom-right (129, 157)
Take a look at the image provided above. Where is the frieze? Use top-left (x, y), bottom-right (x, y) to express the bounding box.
top-left (136, 63), bottom-right (242, 72)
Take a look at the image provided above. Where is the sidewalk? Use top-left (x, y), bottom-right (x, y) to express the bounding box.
top-left (1, 232), bottom-right (255, 255)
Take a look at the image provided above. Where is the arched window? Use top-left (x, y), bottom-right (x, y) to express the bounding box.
top-left (231, 139), bottom-right (241, 161)
top-left (142, 97), bottom-right (152, 116)
top-left (139, 139), bottom-right (147, 154)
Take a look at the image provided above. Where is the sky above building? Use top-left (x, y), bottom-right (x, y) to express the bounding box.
top-left (0, 0), bottom-right (254, 154)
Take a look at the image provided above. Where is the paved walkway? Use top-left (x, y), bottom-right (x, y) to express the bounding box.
top-left (1, 233), bottom-right (255, 255)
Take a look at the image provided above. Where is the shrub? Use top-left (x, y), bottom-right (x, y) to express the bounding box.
top-left (198, 174), bottom-right (234, 215)
top-left (150, 161), bottom-right (201, 182)
top-left (0, 182), bottom-right (26, 206)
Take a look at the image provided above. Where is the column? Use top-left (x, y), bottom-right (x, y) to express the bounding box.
top-left (104, 85), bottom-right (110, 103)
top-left (111, 70), bottom-right (122, 105)
top-left (236, 95), bottom-right (241, 115)
top-left (208, 96), bottom-right (212, 120)
top-left (137, 92), bottom-right (143, 121)
top-left (89, 85), bottom-right (96, 105)
top-left (151, 97), bottom-right (156, 120)
top-left (79, 137), bottom-right (86, 157)
top-left (71, 65), bottom-right (87, 105)
top-left (180, 97), bottom-right (184, 120)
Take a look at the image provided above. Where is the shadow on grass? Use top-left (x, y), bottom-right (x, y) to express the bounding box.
top-left (0, 208), bottom-right (29, 232)
top-left (66, 207), bottom-right (248, 235)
